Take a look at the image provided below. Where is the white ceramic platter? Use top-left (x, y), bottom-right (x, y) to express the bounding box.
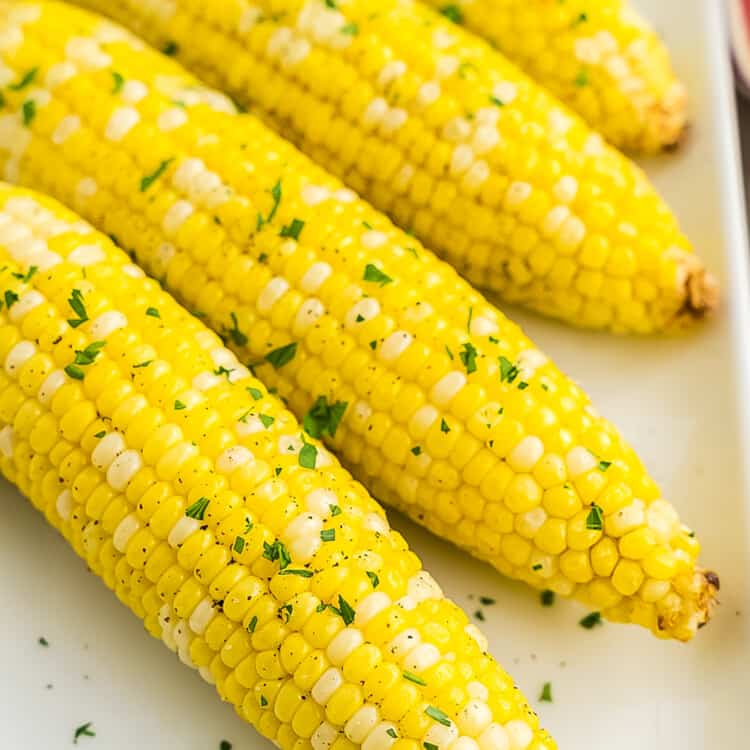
top-left (1, 0), bottom-right (749, 747)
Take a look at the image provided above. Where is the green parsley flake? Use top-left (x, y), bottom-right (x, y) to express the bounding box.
top-left (162, 40), bottom-right (179, 56)
top-left (425, 705), bottom-right (451, 727)
top-left (387, 729), bottom-right (398, 739)
top-left (9, 67), bottom-right (37, 91)
top-left (21, 99), bottom-right (35, 126)
top-left (73, 722), bottom-right (95, 744)
top-left (73, 341), bottom-right (105, 366)
top-left (133, 360), bottom-right (153, 369)
top-left (233, 536), bottom-right (245, 554)
top-left (279, 218), bottom-right (305, 241)
top-left (403, 671), bottom-right (426, 686)
top-left (94, 431), bottom-right (106, 439)
top-left (3, 290), bottom-right (18, 309)
top-left (12, 265), bottom-right (38, 283)
top-left (303, 396), bottom-right (348, 439)
top-left (174, 400), bottom-right (186, 410)
top-left (440, 4), bottom-right (463, 23)
top-left (424, 744), bottom-right (439, 750)
top-left (499, 355), bottom-right (519, 384)
top-left (575, 69), bottom-right (589, 87)
top-left (459, 342), bottom-right (478, 374)
top-left (299, 441), bottom-right (317, 469)
top-left (341, 22), bottom-right (359, 35)
top-left (111, 71), bottom-right (124, 94)
top-left (259, 414), bottom-right (275, 428)
top-left (580, 611), bottom-right (603, 629)
top-left (362, 263), bottom-right (392, 286)
top-left (410, 446), bottom-right (422, 456)
top-left (265, 342), bottom-right (297, 369)
top-left (366, 571), bottom-right (379, 588)
top-left (440, 418), bottom-right (450, 433)
top-left (262, 540), bottom-right (291, 570)
top-left (541, 590), bottom-right (555, 607)
top-left (220, 741), bottom-right (232, 750)
top-left (247, 615), bottom-right (258, 633)
top-left (490, 95), bottom-right (504, 107)
top-left (330, 504), bottom-right (342, 517)
top-left (337, 594), bottom-right (355, 625)
top-left (140, 158), bottom-right (174, 192)
top-left (539, 682), bottom-right (553, 703)
top-left (479, 596), bottom-right (495, 606)
top-left (279, 568), bottom-right (314, 578)
top-left (185, 497), bottom-right (210, 520)
top-left (67, 288), bottom-right (88, 327)
top-left (64, 364), bottom-right (85, 380)
top-left (247, 386), bottom-right (263, 400)
top-left (474, 609), bottom-right (485, 621)
top-left (598, 460), bottom-right (612, 471)
top-left (228, 312), bottom-right (248, 347)
top-left (320, 528), bottom-right (335, 542)
top-left (260, 695), bottom-right (268, 707)
top-left (586, 503), bottom-right (604, 531)
top-left (38, 636), bottom-right (49, 646)
top-left (145, 307), bottom-right (160, 318)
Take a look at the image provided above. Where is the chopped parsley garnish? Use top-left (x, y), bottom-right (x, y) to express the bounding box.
top-left (247, 615), bottom-right (258, 633)
top-left (133, 360), bottom-right (153, 368)
top-left (73, 722), bottom-right (95, 743)
top-left (573, 11), bottom-right (588, 26)
top-left (479, 596), bottom-right (495, 606)
top-left (265, 342), bottom-right (297, 369)
top-left (233, 536), bottom-right (245, 554)
top-left (387, 729), bottom-right (398, 739)
top-left (227, 312), bottom-right (248, 347)
top-left (255, 413), bottom-right (273, 428)
top-left (425, 705), bottom-right (451, 727)
top-left (467, 305), bottom-right (473, 333)
top-left (579, 611), bottom-right (603, 629)
top-left (325, 0), bottom-right (337, 8)
top-left (539, 682), bottom-right (553, 702)
top-left (278, 603), bottom-right (293, 622)
top-left (445, 345), bottom-right (454, 360)
top-left (474, 609), bottom-right (485, 621)
top-left (575, 69), bottom-right (589, 87)
top-left (38, 636), bottom-right (49, 646)
top-left (440, 4), bottom-right (463, 23)
top-left (341, 22), bottom-right (359, 35)
top-left (140, 158), bottom-right (174, 192)
top-left (369, 340), bottom-right (377, 350)
top-left (320, 528), bottom-right (335, 542)
top-left (64, 365), bottom-right (85, 380)
top-left (459, 342), bottom-right (478, 374)
top-left (362, 263), bottom-right (392, 286)
top-left (440, 418), bottom-right (450, 433)
top-left (3, 289), bottom-right (18, 309)
top-left (244, 518), bottom-right (254, 534)
top-left (12, 265), bottom-right (37, 283)
top-left (518, 381), bottom-right (528, 390)
top-left (490, 95), bottom-right (504, 107)
top-left (72, 341), bottom-right (105, 366)
top-left (410, 446), bottom-right (422, 456)
top-left (214, 365), bottom-right (233, 380)
top-left (366, 571), bottom-right (379, 588)
top-left (21, 99), bottom-right (35, 126)
top-left (145, 307), bottom-right (160, 318)
top-left (279, 218), bottom-right (305, 241)
top-left (260, 695), bottom-right (268, 707)
top-left (185, 496), bottom-right (210, 520)
top-left (220, 741), bottom-right (232, 750)
top-left (162, 40), bottom-right (179, 56)
top-left (263, 540), bottom-right (291, 570)
top-left (403, 671), bottom-right (426, 686)
top-left (303, 396), bottom-right (348, 439)
top-left (329, 504), bottom-right (342, 517)
top-left (67, 288), bottom-right (88, 327)
top-left (111, 71), bottom-right (124, 94)
top-left (541, 590), bottom-right (555, 607)
top-left (94, 431), bottom-right (106, 438)
top-left (174, 400), bottom-right (186, 410)
top-left (586, 503), bottom-right (604, 531)
top-left (337, 594), bottom-right (355, 625)
top-left (299, 441), bottom-right (317, 469)
top-left (257, 179), bottom-right (282, 229)
top-left (499, 355), bottom-right (519, 384)
top-left (8, 67), bottom-right (37, 91)
top-left (279, 568), bottom-right (314, 578)
top-left (424, 744), bottom-right (439, 750)
top-left (532, 563), bottom-right (543, 572)
top-left (247, 386), bottom-right (263, 400)
top-left (598, 460), bottom-right (611, 471)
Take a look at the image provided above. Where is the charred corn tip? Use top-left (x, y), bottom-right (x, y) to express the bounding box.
top-left (651, 83), bottom-right (689, 153)
top-left (666, 570), bottom-right (720, 641)
top-left (671, 256), bottom-right (719, 329)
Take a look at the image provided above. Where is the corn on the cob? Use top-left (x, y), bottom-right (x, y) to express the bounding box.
top-left (0, 181), bottom-right (555, 750)
top-left (424, 0), bottom-right (688, 154)
top-left (69, 0), bottom-right (715, 334)
top-left (0, 2), bottom-right (718, 640)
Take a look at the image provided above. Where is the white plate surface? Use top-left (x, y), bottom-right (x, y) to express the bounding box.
top-left (2, 1), bottom-right (749, 747)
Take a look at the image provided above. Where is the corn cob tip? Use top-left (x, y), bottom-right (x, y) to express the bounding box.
top-left (659, 569), bottom-right (719, 641)
top-left (670, 252), bottom-right (719, 328)
top-left (649, 82), bottom-right (689, 153)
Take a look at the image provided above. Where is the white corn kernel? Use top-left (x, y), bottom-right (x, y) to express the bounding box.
top-left (4, 340), bottom-right (35, 374)
top-left (345, 705), bottom-right (379, 744)
top-left (107, 449), bottom-right (142, 490)
top-left (55, 490), bottom-right (73, 521)
top-left (216, 446), bottom-right (254, 473)
top-left (327, 628), bottom-right (364, 666)
top-left (311, 667), bottom-right (344, 705)
top-left (113, 513), bottom-right (140, 552)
